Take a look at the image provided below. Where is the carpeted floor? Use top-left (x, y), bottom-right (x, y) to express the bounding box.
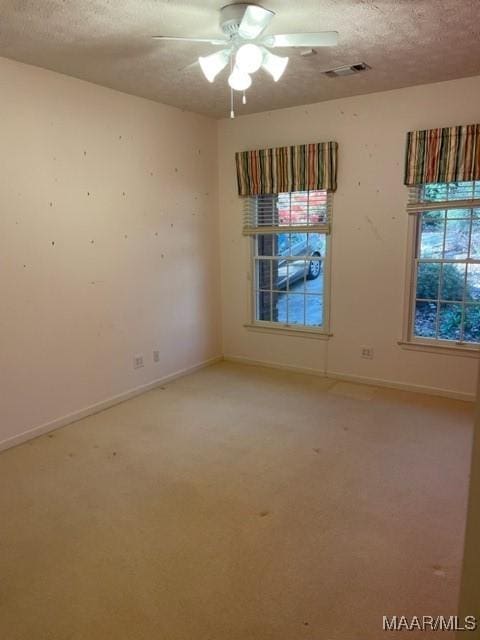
top-left (0, 362), bottom-right (474, 640)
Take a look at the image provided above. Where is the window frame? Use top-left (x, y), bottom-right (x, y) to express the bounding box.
top-left (244, 190), bottom-right (333, 337)
top-left (401, 183), bottom-right (480, 356)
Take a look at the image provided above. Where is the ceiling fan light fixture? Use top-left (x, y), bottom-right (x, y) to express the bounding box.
top-left (261, 50), bottom-right (289, 81)
top-left (198, 49), bottom-right (230, 83)
top-left (228, 66), bottom-right (252, 91)
top-left (235, 43), bottom-right (264, 74)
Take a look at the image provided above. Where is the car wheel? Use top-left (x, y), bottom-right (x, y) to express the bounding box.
top-left (306, 253), bottom-right (321, 280)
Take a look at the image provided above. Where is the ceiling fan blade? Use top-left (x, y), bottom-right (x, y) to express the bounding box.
top-left (238, 5), bottom-right (275, 40)
top-left (262, 32), bottom-right (339, 48)
top-left (152, 36), bottom-right (228, 45)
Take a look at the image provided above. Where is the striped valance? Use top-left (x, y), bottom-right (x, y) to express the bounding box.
top-left (404, 124), bottom-right (480, 186)
top-left (235, 142), bottom-right (338, 196)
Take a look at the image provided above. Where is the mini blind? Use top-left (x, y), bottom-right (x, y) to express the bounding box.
top-left (242, 190), bottom-right (332, 235)
top-left (407, 181), bottom-right (480, 213)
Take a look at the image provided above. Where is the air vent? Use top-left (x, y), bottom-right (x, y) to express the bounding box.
top-left (324, 62), bottom-right (370, 78)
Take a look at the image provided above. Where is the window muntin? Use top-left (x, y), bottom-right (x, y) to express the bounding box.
top-left (409, 182), bottom-right (480, 346)
top-left (247, 190), bottom-right (331, 331)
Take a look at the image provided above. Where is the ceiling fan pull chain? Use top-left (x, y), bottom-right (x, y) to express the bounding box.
top-left (229, 55), bottom-right (235, 118)
top-left (242, 91), bottom-right (247, 105)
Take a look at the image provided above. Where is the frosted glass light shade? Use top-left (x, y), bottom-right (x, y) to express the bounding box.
top-left (262, 50), bottom-right (289, 81)
top-left (228, 67), bottom-right (252, 91)
top-left (198, 49), bottom-right (230, 82)
top-left (235, 44), bottom-right (263, 74)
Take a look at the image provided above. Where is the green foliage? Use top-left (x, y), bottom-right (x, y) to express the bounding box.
top-left (439, 304), bottom-right (462, 340)
top-left (422, 210), bottom-right (444, 231)
top-left (423, 183), bottom-right (448, 202)
top-left (423, 182), bottom-right (464, 202)
top-left (465, 305), bottom-right (480, 342)
top-left (417, 263), bottom-right (466, 301)
top-left (416, 263), bottom-right (480, 343)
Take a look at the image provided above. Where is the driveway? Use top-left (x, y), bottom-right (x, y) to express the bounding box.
top-left (276, 274), bottom-right (323, 326)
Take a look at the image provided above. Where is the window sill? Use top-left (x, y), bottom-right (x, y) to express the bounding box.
top-left (398, 339), bottom-right (480, 358)
top-left (244, 322), bottom-right (332, 340)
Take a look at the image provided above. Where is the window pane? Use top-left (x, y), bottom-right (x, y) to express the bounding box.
top-left (438, 303), bottom-right (462, 341)
top-left (256, 259), bottom-right (273, 290)
top-left (308, 232), bottom-right (326, 256)
top-left (471, 220), bottom-right (480, 259)
top-left (306, 259), bottom-right (323, 294)
top-left (421, 182), bottom-right (478, 203)
top-left (447, 182), bottom-right (476, 200)
top-left (464, 305), bottom-right (480, 343)
top-left (256, 234), bottom-right (278, 257)
top-left (277, 233), bottom-right (291, 255)
top-left (444, 219), bottom-right (470, 259)
top-left (286, 233), bottom-right (308, 256)
top-left (286, 294), bottom-right (305, 324)
top-left (306, 294), bottom-right (323, 327)
top-left (275, 259), bottom-right (289, 291)
top-left (466, 264), bottom-right (480, 301)
top-left (422, 184), bottom-right (448, 202)
top-left (289, 257), bottom-right (306, 288)
top-left (416, 262), bottom-right (440, 299)
top-left (275, 290), bottom-right (287, 323)
top-left (419, 212), bottom-right (444, 258)
top-left (440, 263), bottom-right (466, 301)
top-left (447, 208), bottom-right (472, 219)
top-left (290, 191), bottom-right (309, 225)
top-left (414, 301), bottom-right (438, 338)
top-left (256, 291), bottom-right (272, 322)
top-left (277, 193), bottom-right (291, 226)
top-left (308, 191), bottom-right (328, 223)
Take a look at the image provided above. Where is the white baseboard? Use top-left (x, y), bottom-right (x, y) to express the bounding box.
top-left (224, 355), bottom-right (475, 403)
top-left (0, 355), bottom-right (223, 453)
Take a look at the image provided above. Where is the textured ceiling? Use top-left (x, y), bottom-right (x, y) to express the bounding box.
top-left (1, 1), bottom-right (480, 118)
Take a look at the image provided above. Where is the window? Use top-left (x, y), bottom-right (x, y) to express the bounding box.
top-left (244, 190), bottom-right (332, 332)
top-left (406, 181), bottom-right (480, 347)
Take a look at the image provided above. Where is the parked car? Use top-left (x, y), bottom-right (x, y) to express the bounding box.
top-left (276, 233), bottom-right (322, 289)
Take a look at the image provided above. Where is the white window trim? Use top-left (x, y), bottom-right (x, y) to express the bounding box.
top-left (247, 232), bottom-right (333, 337)
top-left (400, 189), bottom-right (480, 356)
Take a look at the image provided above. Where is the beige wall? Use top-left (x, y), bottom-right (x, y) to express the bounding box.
top-left (217, 75), bottom-right (480, 399)
top-left (0, 57), bottom-right (221, 449)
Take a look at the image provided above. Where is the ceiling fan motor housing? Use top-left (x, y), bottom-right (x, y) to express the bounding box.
top-left (220, 3), bottom-right (255, 37)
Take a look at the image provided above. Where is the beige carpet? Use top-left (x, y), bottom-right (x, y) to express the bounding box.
top-left (0, 362), bottom-right (474, 640)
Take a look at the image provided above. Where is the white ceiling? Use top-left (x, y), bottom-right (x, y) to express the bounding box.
top-left (1, 1), bottom-right (480, 119)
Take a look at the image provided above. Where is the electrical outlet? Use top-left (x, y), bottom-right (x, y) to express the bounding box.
top-left (133, 354), bottom-right (144, 369)
top-left (361, 346), bottom-right (374, 359)
top-left (153, 350), bottom-right (160, 363)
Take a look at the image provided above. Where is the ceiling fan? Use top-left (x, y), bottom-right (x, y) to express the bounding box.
top-left (152, 3), bottom-right (338, 117)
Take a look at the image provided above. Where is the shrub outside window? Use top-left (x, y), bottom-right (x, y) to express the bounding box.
top-left (408, 181), bottom-right (480, 346)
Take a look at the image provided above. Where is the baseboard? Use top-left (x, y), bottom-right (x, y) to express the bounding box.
top-left (225, 355), bottom-right (328, 379)
top-left (326, 370), bottom-right (475, 402)
top-left (224, 355), bottom-right (475, 403)
top-left (0, 355), bottom-right (223, 453)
